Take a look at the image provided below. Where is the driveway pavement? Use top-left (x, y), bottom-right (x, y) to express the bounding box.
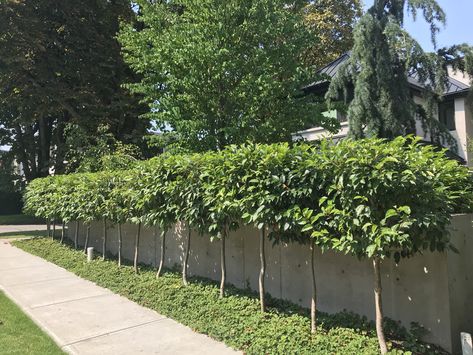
top-left (0, 240), bottom-right (238, 355)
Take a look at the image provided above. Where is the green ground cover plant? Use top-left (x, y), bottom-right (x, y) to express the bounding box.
top-left (0, 290), bottom-right (64, 355)
top-left (13, 237), bottom-right (448, 355)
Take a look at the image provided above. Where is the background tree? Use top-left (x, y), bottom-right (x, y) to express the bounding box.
top-left (119, 0), bottom-right (337, 152)
top-left (326, 0), bottom-right (473, 148)
top-left (0, 151), bottom-right (23, 214)
top-left (0, 0), bottom-right (148, 180)
top-left (303, 0), bottom-right (362, 68)
top-left (64, 124), bottom-right (143, 174)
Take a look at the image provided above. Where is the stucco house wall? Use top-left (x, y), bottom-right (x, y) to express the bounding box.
top-left (296, 96), bottom-right (473, 167)
top-left (68, 214), bottom-right (473, 354)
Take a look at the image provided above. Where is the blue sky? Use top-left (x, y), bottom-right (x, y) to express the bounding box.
top-left (363, 0), bottom-right (473, 51)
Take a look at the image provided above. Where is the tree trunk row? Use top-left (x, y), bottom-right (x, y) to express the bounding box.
top-left (134, 222), bottom-right (141, 273)
top-left (156, 229), bottom-right (166, 278)
top-left (83, 224), bottom-right (90, 254)
top-left (52, 220), bottom-right (56, 240)
top-left (118, 223), bottom-right (122, 267)
top-left (219, 226), bottom-right (226, 298)
top-left (373, 257), bottom-right (387, 354)
top-left (74, 221), bottom-right (79, 249)
top-left (102, 218), bottom-right (107, 261)
top-left (60, 222), bottom-right (65, 244)
top-left (259, 226), bottom-right (266, 313)
top-left (310, 240), bottom-right (317, 334)
top-left (63, 221), bottom-right (388, 354)
top-left (182, 225), bottom-right (191, 286)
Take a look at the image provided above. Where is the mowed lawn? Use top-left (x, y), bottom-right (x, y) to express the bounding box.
top-left (0, 214), bottom-right (45, 225)
top-left (0, 291), bottom-right (64, 355)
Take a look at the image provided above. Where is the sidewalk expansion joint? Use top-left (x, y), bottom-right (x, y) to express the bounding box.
top-left (61, 318), bottom-right (166, 347)
top-left (3, 276), bottom-right (74, 288)
top-left (30, 292), bottom-right (112, 309)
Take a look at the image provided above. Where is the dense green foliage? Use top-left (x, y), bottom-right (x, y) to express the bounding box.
top-left (0, 290), bottom-right (64, 354)
top-left (0, 0), bottom-right (147, 180)
top-left (24, 137), bottom-right (473, 352)
top-left (119, 0), bottom-right (338, 152)
top-left (24, 136), bottom-right (473, 270)
top-left (14, 237), bottom-right (448, 354)
top-left (303, 0), bottom-right (362, 68)
top-left (25, 137), bottom-right (473, 256)
top-left (0, 191), bottom-right (22, 215)
top-left (326, 0), bottom-right (473, 148)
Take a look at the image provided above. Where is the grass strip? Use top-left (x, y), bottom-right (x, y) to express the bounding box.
top-left (0, 291), bottom-right (64, 355)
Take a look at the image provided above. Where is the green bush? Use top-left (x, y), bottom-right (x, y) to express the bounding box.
top-left (22, 136), bottom-right (473, 353)
top-left (14, 238), bottom-right (448, 355)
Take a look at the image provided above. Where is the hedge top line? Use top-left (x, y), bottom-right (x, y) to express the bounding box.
top-left (24, 136), bottom-right (473, 261)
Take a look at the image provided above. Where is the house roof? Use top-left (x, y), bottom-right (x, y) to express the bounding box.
top-left (305, 52), bottom-right (471, 97)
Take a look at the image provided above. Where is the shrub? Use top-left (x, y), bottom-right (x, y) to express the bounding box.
top-left (23, 136), bottom-right (473, 353)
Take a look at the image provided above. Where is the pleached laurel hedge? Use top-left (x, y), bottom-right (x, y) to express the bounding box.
top-left (23, 136), bottom-right (473, 353)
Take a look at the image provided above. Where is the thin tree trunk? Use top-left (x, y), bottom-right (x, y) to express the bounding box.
top-left (38, 116), bottom-right (51, 177)
top-left (134, 222), bottom-right (141, 273)
top-left (182, 225), bottom-right (191, 286)
top-left (47, 221), bottom-right (51, 238)
top-left (310, 240), bottom-right (317, 334)
top-left (373, 257), bottom-right (388, 354)
top-left (259, 226), bottom-right (266, 312)
top-left (74, 221), bottom-right (79, 249)
top-left (102, 219), bottom-right (107, 261)
top-left (156, 229), bottom-right (166, 278)
top-left (14, 124), bottom-right (33, 181)
top-left (219, 227), bottom-right (226, 298)
top-left (52, 220), bottom-right (56, 240)
top-left (60, 222), bottom-right (65, 244)
top-left (118, 223), bottom-right (122, 267)
top-left (84, 224), bottom-right (90, 254)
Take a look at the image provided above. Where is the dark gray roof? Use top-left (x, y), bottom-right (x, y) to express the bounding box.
top-left (306, 52), bottom-right (470, 97)
top-left (443, 76), bottom-right (470, 96)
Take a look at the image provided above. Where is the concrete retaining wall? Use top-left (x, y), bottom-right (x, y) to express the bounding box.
top-left (67, 214), bottom-right (473, 354)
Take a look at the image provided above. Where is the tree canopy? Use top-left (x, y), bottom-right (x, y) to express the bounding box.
top-left (326, 0), bottom-right (473, 148)
top-left (0, 0), bottom-right (148, 180)
top-left (119, 0), bottom-right (338, 152)
top-left (303, 0), bottom-right (362, 68)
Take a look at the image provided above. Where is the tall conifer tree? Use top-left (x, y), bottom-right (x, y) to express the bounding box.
top-left (327, 0), bottom-right (472, 148)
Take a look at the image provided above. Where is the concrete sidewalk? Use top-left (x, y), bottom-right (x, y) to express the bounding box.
top-left (0, 240), bottom-right (238, 355)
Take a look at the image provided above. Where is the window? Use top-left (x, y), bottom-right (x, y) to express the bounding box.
top-left (439, 100), bottom-right (456, 131)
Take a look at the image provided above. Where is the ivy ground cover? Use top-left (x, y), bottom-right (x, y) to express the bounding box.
top-left (13, 237), bottom-right (448, 355)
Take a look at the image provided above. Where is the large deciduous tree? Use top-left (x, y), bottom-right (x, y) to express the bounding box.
top-left (326, 0), bottom-right (473, 148)
top-left (119, 0), bottom-right (336, 152)
top-left (303, 0), bottom-right (362, 68)
top-left (0, 0), bottom-right (147, 180)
